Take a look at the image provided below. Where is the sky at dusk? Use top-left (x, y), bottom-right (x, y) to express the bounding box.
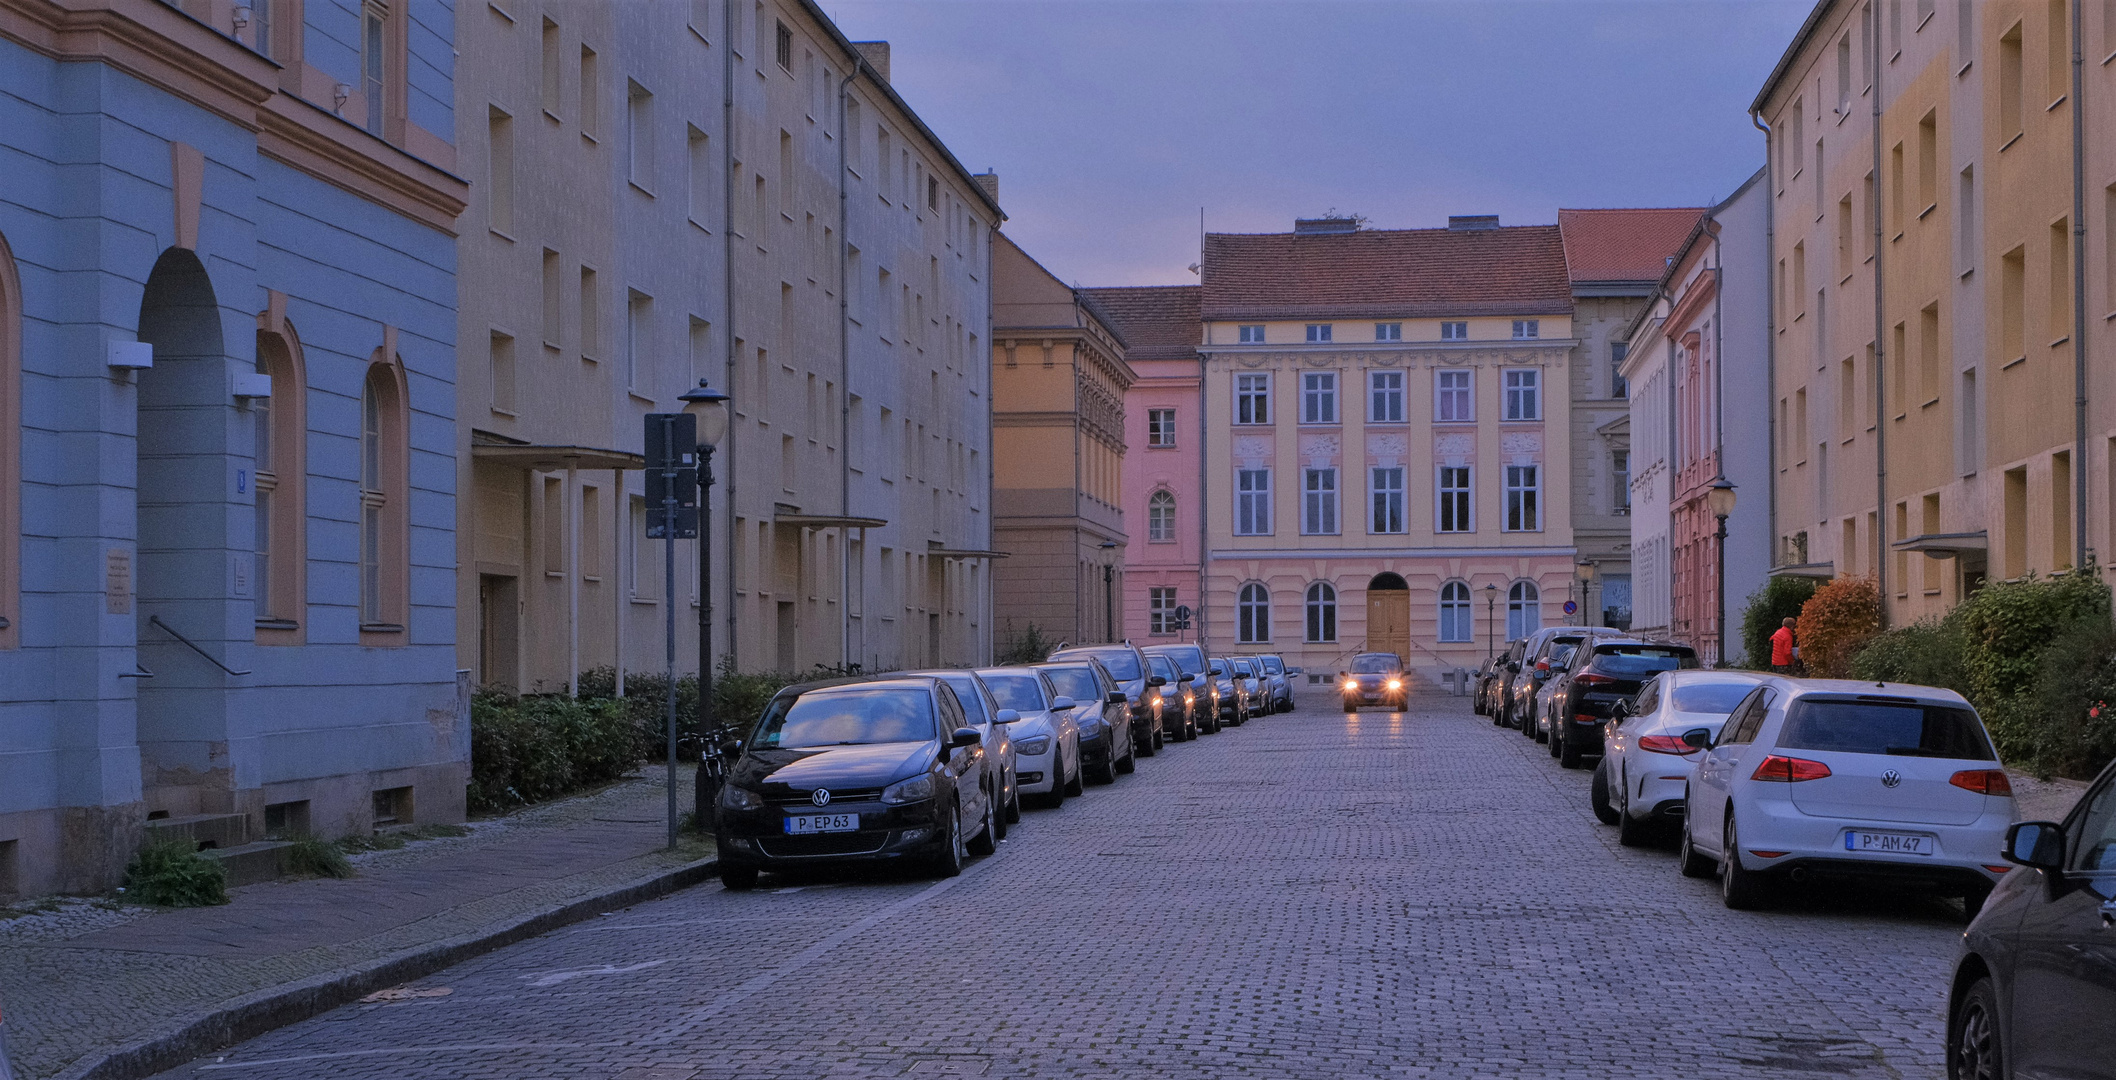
top-left (820, 0), bottom-right (1815, 287)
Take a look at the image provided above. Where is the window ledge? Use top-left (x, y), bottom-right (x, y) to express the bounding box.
top-left (1999, 131), bottom-right (2024, 152)
top-left (1892, 231), bottom-right (1905, 243)
top-left (489, 227), bottom-right (517, 243)
top-left (581, 354), bottom-right (598, 365)
top-left (254, 618), bottom-right (299, 631)
top-left (631, 596), bottom-right (660, 606)
top-left (2047, 95), bottom-right (2067, 112)
top-left (629, 181), bottom-right (655, 199)
top-left (1922, 397), bottom-right (1939, 409)
top-left (689, 218), bottom-right (712, 235)
top-left (1957, 61), bottom-right (1972, 77)
top-left (1915, 8), bottom-right (1934, 31)
top-left (627, 390), bottom-right (657, 405)
top-left (1917, 203), bottom-right (1936, 220)
top-left (1925, 588), bottom-right (1944, 596)
top-left (2001, 355), bottom-right (2027, 370)
top-left (543, 108), bottom-right (562, 124)
top-left (359, 623), bottom-right (406, 634)
top-left (546, 571), bottom-right (565, 579)
top-left (1961, 267), bottom-right (1975, 280)
top-left (581, 132), bottom-right (599, 146)
top-left (2050, 335), bottom-right (2072, 347)
top-left (1841, 272), bottom-right (1856, 286)
top-left (543, 339), bottom-right (561, 352)
top-left (490, 406), bottom-right (517, 418)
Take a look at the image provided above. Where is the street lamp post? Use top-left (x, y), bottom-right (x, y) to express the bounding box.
top-left (679, 380), bottom-right (730, 835)
top-left (1098, 539), bottom-right (1118, 643)
top-left (1574, 559), bottom-right (1597, 626)
top-left (1706, 477), bottom-right (1738, 667)
top-left (1484, 582), bottom-right (1499, 661)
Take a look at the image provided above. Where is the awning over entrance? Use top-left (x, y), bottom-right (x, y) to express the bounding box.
top-left (776, 513), bottom-right (889, 529)
top-left (1890, 531), bottom-right (1988, 558)
top-left (1769, 562), bottom-right (1836, 578)
top-left (926, 546), bottom-right (1010, 559)
top-left (471, 442), bottom-right (644, 471)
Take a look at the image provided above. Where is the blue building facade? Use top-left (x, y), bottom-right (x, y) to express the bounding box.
top-left (0, 0), bottom-right (467, 896)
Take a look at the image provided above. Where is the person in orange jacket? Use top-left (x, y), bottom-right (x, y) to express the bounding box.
top-left (1770, 617), bottom-right (1798, 674)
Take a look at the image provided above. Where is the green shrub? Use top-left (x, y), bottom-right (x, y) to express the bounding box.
top-left (1739, 576), bottom-right (1818, 670)
top-left (468, 690), bottom-right (644, 812)
top-left (1953, 569), bottom-right (2112, 708)
top-left (285, 836), bottom-right (354, 879)
top-left (996, 622), bottom-right (1054, 666)
top-left (2023, 617), bottom-right (2116, 778)
top-left (1849, 618), bottom-right (1968, 692)
top-left (124, 841), bottom-right (228, 907)
top-left (1796, 575), bottom-right (1882, 678)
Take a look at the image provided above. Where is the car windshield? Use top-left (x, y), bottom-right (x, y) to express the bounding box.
top-left (1212, 659), bottom-right (1233, 677)
top-left (1229, 660), bottom-right (1249, 676)
top-left (751, 688), bottom-right (936, 749)
top-left (1260, 657), bottom-right (1284, 674)
top-left (938, 677), bottom-right (989, 725)
top-left (1777, 698), bottom-right (1996, 760)
top-left (1149, 648), bottom-right (1203, 676)
top-left (1068, 649), bottom-right (1141, 681)
top-left (1148, 656), bottom-right (1177, 680)
top-left (1350, 655), bottom-right (1396, 673)
top-left (1590, 645), bottom-right (1694, 676)
top-left (1669, 681), bottom-right (1760, 714)
top-left (1039, 665), bottom-right (1101, 702)
top-left (981, 674), bottom-right (1046, 713)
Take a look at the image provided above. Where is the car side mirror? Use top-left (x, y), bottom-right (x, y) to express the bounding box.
top-left (1609, 702), bottom-right (1629, 721)
top-left (1050, 696), bottom-right (1076, 711)
top-left (1210, 665), bottom-right (1224, 676)
top-left (2004, 821), bottom-right (2066, 871)
top-left (718, 737), bottom-right (744, 760)
top-left (1105, 691), bottom-right (1127, 706)
top-left (994, 709), bottom-right (1020, 724)
top-left (1148, 675), bottom-right (1167, 687)
top-left (1288, 667), bottom-right (1303, 676)
top-left (1506, 662), bottom-right (1520, 673)
top-left (949, 727), bottom-right (982, 748)
top-left (1180, 674), bottom-right (1195, 683)
top-left (1680, 727), bottom-right (1711, 749)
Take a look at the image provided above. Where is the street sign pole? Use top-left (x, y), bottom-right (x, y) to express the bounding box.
top-left (644, 413), bottom-right (699, 849)
top-left (661, 415), bottom-right (679, 849)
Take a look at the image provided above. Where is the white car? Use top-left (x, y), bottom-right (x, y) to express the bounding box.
top-left (1593, 670), bottom-right (1764, 845)
top-left (975, 667), bottom-right (1083, 809)
top-left (1680, 678), bottom-right (2019, 912)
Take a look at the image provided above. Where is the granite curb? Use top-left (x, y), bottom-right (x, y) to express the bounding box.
top-left (51, 856), bottom-right (718, 1080)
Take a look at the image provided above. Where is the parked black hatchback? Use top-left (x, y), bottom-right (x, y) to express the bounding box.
top-left (714, 676), bottom-right (996, 890)
top-left (1947, 755), bottom-right (2116, 1079)
top-left (1544, 639), bottom-right (1697, 769)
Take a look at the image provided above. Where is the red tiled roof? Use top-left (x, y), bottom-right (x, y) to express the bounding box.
top-left (1077, 285), bottom-right (1201, 362)
top-left (1556, 207), bottom-right (1707, 285)
top-left (1197, 225), bottom-right (1572, 321)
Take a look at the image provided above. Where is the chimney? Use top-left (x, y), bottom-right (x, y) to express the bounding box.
top-left (1447, 215), bottom-right (1500, 231)
top-left (974, 171), bottom-right (999, 205)
top-left (1292, 217), bottom-right (1359, 236)
top-left (852, 41), bottom-right (890, 82)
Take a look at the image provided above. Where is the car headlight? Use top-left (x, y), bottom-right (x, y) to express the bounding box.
top-left (718, 784), bottom-right (764, 812)
top-left (1342, 679), bottom-right (1359, 691)
top-left (1015, 736), bottom-right (1051, 755)
top-left (1385, 679), bottom-right (1402, 691)
top-left (880, 774), bottom-right (937, 805)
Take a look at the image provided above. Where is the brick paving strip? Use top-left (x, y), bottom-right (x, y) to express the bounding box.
top-left (0, 773), bottom-right (713, 1080)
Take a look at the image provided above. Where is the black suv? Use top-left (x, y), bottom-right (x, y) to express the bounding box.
top-left (1542, 639), bottom-right (1697, 769)
top-left (1047, 643), bottom-right (1160, 753)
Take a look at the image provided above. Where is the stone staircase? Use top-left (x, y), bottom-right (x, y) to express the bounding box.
top-left (143, 813), bottom-right (295, 887)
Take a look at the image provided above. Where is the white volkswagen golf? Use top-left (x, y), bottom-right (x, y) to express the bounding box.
top-left (1680, 678), bottom-right (2019, 912)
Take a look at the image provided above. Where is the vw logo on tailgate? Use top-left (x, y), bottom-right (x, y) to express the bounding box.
top-left (811, 789), bottom-right (832, 806)
top-left (1880, 771), bottom-right (1902, 788)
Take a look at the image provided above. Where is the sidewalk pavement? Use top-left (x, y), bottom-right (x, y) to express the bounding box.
top-left (0, 771), bottom-right (712, 1080)
top-left (2007, 768), bottom-right (2091, 824)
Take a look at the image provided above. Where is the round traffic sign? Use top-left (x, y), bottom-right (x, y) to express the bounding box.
top-left (1562, 600), bottom-right (1578, 615)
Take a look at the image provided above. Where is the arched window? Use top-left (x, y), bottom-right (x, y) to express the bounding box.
top-left (1438, 581), bottom-right (1471, 642)
top-left (1237, 582), bottom-right (1271, 643)
top-left (253, 311), bottom-right (307, 641)
top-left (1147, 490), bottom-right (1176, 542)
top-left (1506, 580), bottom-right (1540, 641)
top-left (359, 354), bottom-right (409, 641)
top-left (0, 230), bottom-right (17, 650)
top-left (1304, 582), bottom-right (1336, 643)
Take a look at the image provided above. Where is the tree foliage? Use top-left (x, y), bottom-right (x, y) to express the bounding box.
top-left (1738, 576), bottom-right (1818, 670)
top-left (1795, 575), bottom-right (1881, 678)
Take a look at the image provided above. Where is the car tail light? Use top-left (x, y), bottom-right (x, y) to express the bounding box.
top-left (1746, 850), bottom-right (1789, 859)
top-left (1573, 673), bottom-right (1618, 688)
top-left (1949, 770), bottom-right (2013, 796)
top-left (1981, 865), bottom-right (2012, 875)
top-left (1638, 735), bottom-right (1698, 755)
top-left (1751, 755), bottom-right (1832, 782)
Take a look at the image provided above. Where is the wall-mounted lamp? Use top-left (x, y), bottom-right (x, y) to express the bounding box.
top-left (232, 4), bottom-right (252, 33)
top-left (107, 340), bottom-right (154, 372)
top-left (232, 372), bottom-right (273, 404)
top-left (332, 83), bottom-right (351, 115)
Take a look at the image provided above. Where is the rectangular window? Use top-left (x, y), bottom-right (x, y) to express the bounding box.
top-left (1890, 142), bottom-right (1906, 235)
top-left (688, 316), bottom-right (710, 384)
top-left (1374, 322), bottom-right (1402, 341)
top-left (1609, 342), bottom-right (1629, 398)
top-left (1147, 408), bottom-right (1177, 447)
top-left (774, 19), bottom-right (791, 71)
top-left (541, 18), bottom-right (560, 114)
top-left (579, 266), bottom-right (599, 359)
top-left (2001, 245), bottom-right (2025, 359)
top-left (1235, 373), bottom-right (1270, 424)
top-left (542, 250), bottom-right (562, 345)
top-left (579, 46), bottom-right (598, 139)
top-left (490, 330), bottom-right (515, 413)
top-left (1148, 587), bottom-right (1176, 635)
top-left (1302, 468), bottom-right (1339, 535)
top-left (360, 388), bottom-right (383, 621)
top-left (2051, 218), bottom-right (2072, 335)
top-left (1511, 319), bottom-right (1539, 339)
top-left (1917, 110), bottom-right (1937, 213)
top-left (1503, 369), bottom-right (1540, 420)
top-left (2047, 0), bottom-right (2068, 103)
top-left (1235, 468), bottom-right (1272, 535)
top-left (687, 125), bottom-right (710, 224)
top-left (1440, 321), bottom-right (1467, 340)
top-left (1504, 464), bottom-right (1540, 532)
top-left (1305, 323), bottom-right (1332, 343)
top-left (542, 476), bottom-right (563, 575)
top-left (1958, 167), bottom-right (1976, 274)
top-left (1368, 370), bottom-right (1404, 423)
top-left (2107, 185), bottom-right (2116, 315)
top-left (1837, 33), bottom-right (1853, 113)
top-left (1300, 372), bottom-right (1338, 424)
top-left (254, 0), bottom-right (275, 60)
top-left (1437, 466), bottom-right (1472, 533)
top-left (361, 1), bottom-right (388, 137)
top-left (1238, 324), bottom-right (1265, 343)
top-left (625, 289), bottom-right (649, 390)
top-left (1436, 369), bottom-right (1472, 421)
top-left (1370, 466), bottom-right (1405, 534)
top-left (2000, 23), bottom-right (2024, 141)
top-left (487, 107), bottom-right (512, 231)
top-left (780, 130), bottom-right (795, 218)
top-left (1612, 450), bottom-right (1631, 511)
top-left (1920, 302), bottom-right (1941, 404)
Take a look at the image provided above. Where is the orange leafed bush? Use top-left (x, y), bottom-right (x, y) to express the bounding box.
top-left (1797, 575), bottom-right (1882, 678)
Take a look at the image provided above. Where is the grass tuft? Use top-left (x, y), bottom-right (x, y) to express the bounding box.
top-left (285, 836), bottom-right (355, 879)
top-left (122, 841), bottom-right (228, 907)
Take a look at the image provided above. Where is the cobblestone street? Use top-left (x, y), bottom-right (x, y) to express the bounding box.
top-left (149, 686), bottom-right (1973, 1080)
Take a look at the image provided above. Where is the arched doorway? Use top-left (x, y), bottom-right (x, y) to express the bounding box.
top-left (135, 247), bottom-right (240, 817)
top-left (1365, 572), bottom-right (1409, 661)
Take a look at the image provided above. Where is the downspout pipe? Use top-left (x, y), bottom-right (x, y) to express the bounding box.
top-left (1752, 109), bottom-right (1777, 570)
top-left (1870, 0), bottom-right (1889, 624)
top-left (838, 60), bottom-right (858, 670)
top-left (720, 0), bottom-right (738, 671)
top-left (2072, 0), bottom-right (2090, 570)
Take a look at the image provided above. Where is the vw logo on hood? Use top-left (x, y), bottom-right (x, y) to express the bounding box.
top-left (811, 788), bottom-right (832, 806)
top-left (1880, 771), bottom-right (1902, 788)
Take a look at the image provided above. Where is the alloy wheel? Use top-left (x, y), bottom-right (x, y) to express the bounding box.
top-left (1950, 980), bottom-right (2002, 1080)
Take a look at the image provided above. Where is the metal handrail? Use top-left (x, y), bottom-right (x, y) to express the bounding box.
top-left (147, 615), bottom-right (251, 676)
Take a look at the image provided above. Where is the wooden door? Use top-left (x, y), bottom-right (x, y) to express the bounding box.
top-left (1366, 588), bottom-right (1410, 662)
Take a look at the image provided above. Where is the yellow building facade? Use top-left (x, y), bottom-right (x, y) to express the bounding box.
top-left (1756, 0), bottom-right (2113, 620)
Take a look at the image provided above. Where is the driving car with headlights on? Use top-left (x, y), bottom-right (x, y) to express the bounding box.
top-left (904, 668), bottom-right (1020, 833)
top-left (975, 667), bottom-right (1082, 808)
top-left (1143, 643), bottom-right (1216, 737)
top-left (1680, 678), bottom-right (2019, 912)
top-left (1032, 660), bottom-right (1136, 784)
top-left (1339, 652), bottom-right (1406, 712)
top-left (1046, 643), bottom-right (1159, 754)
top-left (714, 676), bottom-right (998, 890)
top-left (1592, 670), bottom-right (1763, 845)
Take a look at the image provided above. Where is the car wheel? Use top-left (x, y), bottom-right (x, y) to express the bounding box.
top-left (1492, 703), bottom-right (1508, 727)
top-left (968, 789), bottom-right (998, 857)
top-left (1949, 976), bottom-right (2005, 1080)
top-left (1005, 785), bottom-right (1022, 824)
top-left (994, 780), bottom-right (1011, 839)
top-left (1545, 722), bottom-right (1561, 754)
top-left (1614, 771), bottom-right (1653, 847)
top-left (1677, 801), bottom-right (1715, 878)
top-left (1064, 753), bottom-right (1086, 796)
top-left (1720, 817), bottom-right (1772, 910)
top-left (1589, 758), bottom-right (1620, 826)
top-left (1136, 726), bottom-right (1156, 757)
top-left (1153, 725), bottom-right (1165, 750)
top-left (932, 802), bottom-right (966, 878)
top-left (1089, 748), bottom-right (1117, 785)
top-left (719, 864), bottom-right (759, 891)
top-left (1117, 745), bottom-right (1136, 774)
top-left (1558, 728), bottom-right (1584, 769)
